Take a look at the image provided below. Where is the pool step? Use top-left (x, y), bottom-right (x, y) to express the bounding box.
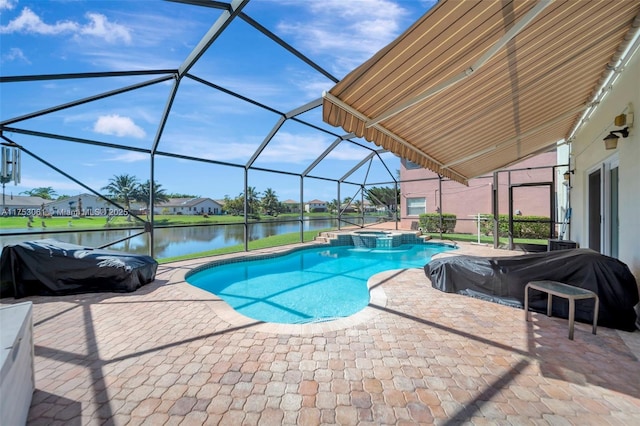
top-left (315, 230), bottom-right (435, 247)
top-left (314, 232), bottom-right (338, 244)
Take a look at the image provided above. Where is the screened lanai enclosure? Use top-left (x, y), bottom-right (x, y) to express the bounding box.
top-left (2, 0), bottom-right (638, 260)
top-left (1, 0), bottom-right (415, 259)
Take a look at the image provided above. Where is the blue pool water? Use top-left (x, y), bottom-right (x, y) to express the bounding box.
top-left (186, 243), bottom-right (454, 324)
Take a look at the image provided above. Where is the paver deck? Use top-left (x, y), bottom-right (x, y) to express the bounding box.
top-left (2, 240), bottom-right (640, 425)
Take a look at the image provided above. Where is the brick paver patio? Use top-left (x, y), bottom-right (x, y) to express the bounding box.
top-left (3, 241), bottom-right (640, 425)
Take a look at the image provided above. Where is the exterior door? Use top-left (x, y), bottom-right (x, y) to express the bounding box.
top-left (588, 169), bottom-right (601, 251)
top-left (587, 155), bottom-right (619, 257)
top-left (610, 166), bottom-right (619, 258)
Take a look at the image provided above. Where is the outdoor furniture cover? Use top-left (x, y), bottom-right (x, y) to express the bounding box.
top-left (0, 239), bottom-right (158, 298)
top-left (424, 248), bottom-right (639, 331)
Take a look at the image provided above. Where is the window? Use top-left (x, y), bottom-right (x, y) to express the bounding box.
top-left (406, 197), bottom-right (426, 216)
top-left (401, 158), bottom-right (423, 170)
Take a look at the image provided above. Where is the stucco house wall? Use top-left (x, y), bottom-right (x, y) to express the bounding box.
top-left (154, 198), bottom-right (222, 215)
top-left (305, 200), bottom-right (327, 213)
top-left (45, 194), bottom-right (115, 216)
top-left (1, 195), bottom-right (48, 216)
top-left (400, 151), bottom-right (557, 234)
top-left (569, 48), bottom-right (639, 280)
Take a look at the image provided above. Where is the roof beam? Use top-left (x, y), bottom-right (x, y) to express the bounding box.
top-left (364, 0), bottom-right (554, 128)
top-left (286, 98), bottom-right (322, 119)
top-left (0, 75), bottom-right (173, 127)
top-left (0, 69), bottom-right (175, 83)
top-left (246, 99), bottom-right (323, 168)
top-left (151, 76), bottom-right (180, 155)
top-left (239, 14), bottom-right (339, 83)
top-left (0, 126), bottom-right (151, 153)
top-left (246, 116), bottom-right (286, 168)
top-left (178, 0), bottom-right (249, 78)
top-left (340, 150), bottom-right (382, 182)
top-left (302, 135), bottom-right (350, 177)
top-left (165, 0), bottom-right (230, 10)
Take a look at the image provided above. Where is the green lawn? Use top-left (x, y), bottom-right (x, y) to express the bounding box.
top-left (158, 229), bottom-right (331, 264)
top-left (0, 212), bottom-right (361, 230)
top-left (1, 214), bottom-right (157, 230)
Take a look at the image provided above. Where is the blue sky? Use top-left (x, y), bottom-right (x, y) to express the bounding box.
top-left (1, 0), bottom-right (434, 203)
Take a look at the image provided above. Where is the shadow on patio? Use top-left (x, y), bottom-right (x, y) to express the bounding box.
top-left (3, 243), bottom-right (639, 424)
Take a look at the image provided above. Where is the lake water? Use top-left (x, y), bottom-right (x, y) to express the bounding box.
top-left (0, 217), bottom-right (380, 259)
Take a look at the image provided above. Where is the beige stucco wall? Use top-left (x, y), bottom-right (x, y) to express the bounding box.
top-left (569, 48), bottom-right (639, 279)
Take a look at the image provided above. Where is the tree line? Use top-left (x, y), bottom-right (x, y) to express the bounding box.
top-left (222, 185), bottom-right (400, 217)
top-left (19, 174), bottom-right (191, 212)
top-left (222, 187), bottom-right (284, 217)
top-left (20, 176), bottom-right (400, 216)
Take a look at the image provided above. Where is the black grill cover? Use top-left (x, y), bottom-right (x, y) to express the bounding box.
top-left (424, 249), bottom-right (639, 331)
top-left (1, 239), bottom-right (158, 298)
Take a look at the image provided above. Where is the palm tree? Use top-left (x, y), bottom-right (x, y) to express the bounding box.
top-left (366, 186), bottom-right (399, 212)
top-left (101, 174), bottom-right (139, 220)
top-left (341, 197), bottom-right (353, 212)
top-left (327, 199), bottom-right (339, 214)
top-left (243, 186), bottom-right (260, 215)
top-left (134, 180), bottom-right (170, 217)
top-left (261, 188), bottom-right (279, 216)
top-left (20, 186), bottom-right (57, 200)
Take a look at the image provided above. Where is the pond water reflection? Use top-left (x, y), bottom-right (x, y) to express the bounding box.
top-left (0, 217), bottom-right (381, 259)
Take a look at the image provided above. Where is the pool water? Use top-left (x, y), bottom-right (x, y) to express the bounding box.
top-left (186, 243), bottom-right (453, 324)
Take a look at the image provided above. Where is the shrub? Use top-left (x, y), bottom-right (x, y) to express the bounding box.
top-left (480, 214), bottom-right (551, 239)
top-left (418, 213), bottom-right (457, 233)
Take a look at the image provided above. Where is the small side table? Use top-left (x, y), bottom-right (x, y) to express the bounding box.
top-left (525, 280), bottom-right (599, 340)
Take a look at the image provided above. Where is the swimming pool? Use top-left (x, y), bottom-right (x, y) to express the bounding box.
top-left (186, 243), bottom-right (454, 324)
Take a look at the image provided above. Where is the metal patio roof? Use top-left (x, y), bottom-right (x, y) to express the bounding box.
top-left (322, 0), bottom-right (640, 184)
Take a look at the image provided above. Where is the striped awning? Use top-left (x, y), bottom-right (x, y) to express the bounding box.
top-left (323, 0), bottom-right (640, 184)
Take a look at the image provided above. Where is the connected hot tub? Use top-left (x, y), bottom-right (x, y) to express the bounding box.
top-left (349, 230), bottom-right (403, 249)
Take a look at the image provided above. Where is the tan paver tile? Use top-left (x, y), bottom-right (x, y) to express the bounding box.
top-left (14, 241), bottom-right (640, 425)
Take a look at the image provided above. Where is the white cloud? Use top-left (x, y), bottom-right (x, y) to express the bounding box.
top-left (265, 133), bottom-right (379, 163)
top-left (326, 144), bottom-right (374, 161)
top-left (0, 0), bottom-right (16, 11)
top-left (258, 132), bottom-right (329, 163)
top-left (161, 130), bottom-right (373, 165)
top-left (0, 7), bottom-right (131, 44)
top-left (77, 12), bottom-right (131, 44)
top-left (2, 47), bottom-right (30, 63)
top-left (166, 136), bottom-right (259, 163)
top-left (80, 48), bottom-right (178, 71)
top-left (93, 114), bottom-right (146, 139)
top-left (102, 151), bottom-right (149, 163)
top-left (0, 7), bottom-right (78, 34)
top-left (298, 78), bottom-right (333, 98)
top-left (277, 0), bottom-right (411, 76)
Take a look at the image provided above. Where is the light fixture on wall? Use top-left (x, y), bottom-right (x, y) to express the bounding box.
top-left (603, 127), bottom-right (629, 150)
top-left (563, 170), bottom-right (573, 181)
